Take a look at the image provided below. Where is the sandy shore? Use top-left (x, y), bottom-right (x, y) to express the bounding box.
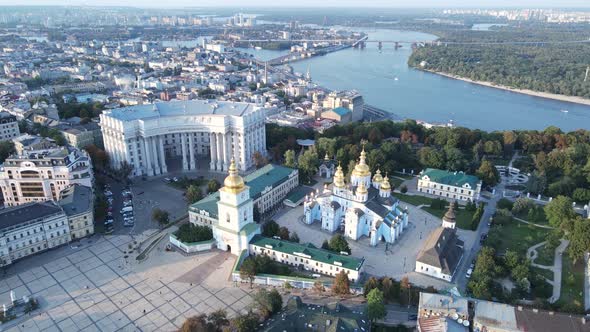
top-left (424, 70), bottom-right (590, 107)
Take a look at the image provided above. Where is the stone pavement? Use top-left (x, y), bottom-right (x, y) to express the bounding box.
top-left (0, 233), bottom-right (254, 332)
top-left (274, 203), bottom-right (478, 290)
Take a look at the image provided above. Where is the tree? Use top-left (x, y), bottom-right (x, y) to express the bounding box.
top-left (0, 141), bottom-right (15, 163)
top-left (253, 288), bottom-right (283, 319)
top-left (565, 217), bottom-right (590, 264)
top-left (504, 250), bottom-right (520, 270)
top-left (418, 147), bottom-right (445, 169)
top-left (313, 280), bottom-right (325, 294)
top-left (511, 262), bottom-right (530, 282)
top-left (180, 314), bottom-right (211, 332)
top-left (207, 179), bottom-right (220, 193)
top-left (186, 185), bottom-right (202, 204)
top-left (363, 276), bottom-right (379, 296)
top-left (329, 234), bottom-right (351, 254)
top-left (289, 232), bottom-right (300, 243)
top-left (283, 149), bottom-right (296, 168)
top-left (278, 226), bottom-right (290, 240)
top-left (544, 195), bottom-right (576, 228)
top-left (332, 270), bottom-right (350, 296)
top-left (207, 310), bottom-right (229, 331)
top-left (476, 159), bottom-right (499, 186)
top-left (572, 188), bottom-right (590, 203)
top-left (231, 311), bottom-right (259, 332)
top-left (152, 208), bottom-right (169, 225)
top-left (367, 288), bottom-right (386, 322)
top-left (298, 149), bottom-right (320, 184)
top-left (240, 257), bottom-right (257, 288)
top-left (400, 184), bottom-right (408, 193)
top-left (321, 240), bottom-right (331, 250)
top-left (252, 151), bottom-right (268, 169)
top-left (262, 220), bottom-right (280, 237)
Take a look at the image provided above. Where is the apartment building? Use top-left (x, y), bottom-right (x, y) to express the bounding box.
top-left (0, 147), bottom-right (93, 207)
top-left (0, 111), bottom-right (20, 141)
top-left (58, 184), bottom-right (94, 239)
top-left (0, 201), bottom-right (70, 267)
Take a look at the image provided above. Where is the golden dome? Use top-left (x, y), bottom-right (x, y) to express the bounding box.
top-left (357, 181), bottom-right (368, 195)
top-left (352, 148), bottom-right (371, 177)
top-left (222, 159), bottom-right (245, 193)
top-left (381, 174), bottom-right (391, 191)
top-left (333, 164), bottom-right (346, 188)
top-left (372, 169), bottom-right (383, 183)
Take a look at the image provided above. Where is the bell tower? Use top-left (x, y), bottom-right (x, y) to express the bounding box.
top-left (218, 159), bottom-right (253, 233)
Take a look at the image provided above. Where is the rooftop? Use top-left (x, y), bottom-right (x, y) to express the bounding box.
top-left (190, 164), bottom-right (297, 218)
top-left (104, 99), bottom-right (262, 122)
top-left (58, 184), bottom-right (93, 216)
top-left (331, 106), bottom-right (351, 116)
top-left (420, 168), bottom-right (481, 189)
top-left (0, 201), bottom-right (64, 232)
top-left (250, 235), bottom-right (364, 271)
top-left (416, 227), bottom-right (464, 275)
top-left (261, 296), bottom-right (369, 332)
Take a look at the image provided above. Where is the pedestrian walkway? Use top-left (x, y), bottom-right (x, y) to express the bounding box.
top-left (527, 239), bottom-right (569, 303)
top-left (584, 253), bottom-right (590, 311)
top-left (514, 216), bottom-right (554, 229)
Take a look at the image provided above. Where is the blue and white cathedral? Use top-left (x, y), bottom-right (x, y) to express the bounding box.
top-left (304, 148), bottom-right (409, 246)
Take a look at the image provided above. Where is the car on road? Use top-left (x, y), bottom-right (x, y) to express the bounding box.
top-left (164, 177), bottom-right (171, 183)
top-left (466, 268), bottom-right (473, 279)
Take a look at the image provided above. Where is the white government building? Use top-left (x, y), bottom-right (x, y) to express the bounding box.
top-left (99, 100), bottom-right (267, 176)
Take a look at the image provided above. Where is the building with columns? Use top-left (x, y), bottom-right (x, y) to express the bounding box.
top-left (303, 148), bottom-right (409, 246)
top-left (99, 100), bottom-right (267, 176)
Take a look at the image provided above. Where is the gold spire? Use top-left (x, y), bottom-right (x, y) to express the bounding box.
top-left (381, 173), bottom-right (391, 190)
top-left (222, 158), bottom-right (245, 193)
top-left (372, 169), bottom-right (383, 183)
top-left (357, 181), bottom-right (368, 195)
top-left (333, 164), bottom-right (346, 188)
top-left (352, 147), bottom-right (371, 177)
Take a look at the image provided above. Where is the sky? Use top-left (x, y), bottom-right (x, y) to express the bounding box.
top-left (3, 0), bottom-right (590, 8)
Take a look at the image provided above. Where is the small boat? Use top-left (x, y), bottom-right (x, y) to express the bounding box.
top-left (394, 77), bottom-right (399, 81)
top-left (560, 109), bottom-right (569, 113)
top-left (254, 46), bottom-right (262, 50)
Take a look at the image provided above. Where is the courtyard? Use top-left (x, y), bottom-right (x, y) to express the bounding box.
top-left (0, 230), bottom-right (254, 332)
top-left (273, 203), bottom-right (478, 290)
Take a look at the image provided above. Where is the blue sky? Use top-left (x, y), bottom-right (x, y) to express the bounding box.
top-left (4, 0), bottom-right (590, 8)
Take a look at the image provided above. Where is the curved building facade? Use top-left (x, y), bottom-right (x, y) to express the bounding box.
top-left (99, 100), bottom-right (267, 176)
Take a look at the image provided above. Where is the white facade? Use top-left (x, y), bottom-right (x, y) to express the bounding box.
top-left (417, 169), bottom-right (482, 202)
top-left (249, 238), bottom-right (364, 282)
top-left (99, 100), bottom-right (267, 176)
top-left (0, 202), bottom-right (70, 267)
top-left (211, 159), bottom-right (261, 255)
top-left (0, 112), bottom-right (20, 141)
top-left (304, 149), bottom-right (409, 246)
top-left (0, 147), bottom-right (93, 207)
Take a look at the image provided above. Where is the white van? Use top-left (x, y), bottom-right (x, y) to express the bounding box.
top-left (120, 206), bottom-right (133, 214)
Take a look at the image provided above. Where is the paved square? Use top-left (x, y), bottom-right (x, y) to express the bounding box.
top-left (0, 232), bottom-right (254, 332)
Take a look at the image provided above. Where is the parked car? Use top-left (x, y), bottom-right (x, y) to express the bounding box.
top-left (466, 268), bottom-right (473, 279)
top-left (173, 177), bottom-right (179, 182)
top-left (164, 177), bottom-right (171, 183)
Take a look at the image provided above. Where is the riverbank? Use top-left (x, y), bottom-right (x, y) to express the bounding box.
top-left (423, 70), bottom-right (590, 107)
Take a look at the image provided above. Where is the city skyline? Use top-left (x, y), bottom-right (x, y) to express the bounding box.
top-left (3, 0), bottom-right (590, 8)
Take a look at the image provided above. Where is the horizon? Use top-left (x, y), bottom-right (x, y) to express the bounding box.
top-left (2, 1), bottom-right (590, 9)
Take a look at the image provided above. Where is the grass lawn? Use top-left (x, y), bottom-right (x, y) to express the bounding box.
top-left (531, 266), bottom-right (554, 282)
top-left (390, 177), bottom-right (404, 189)
top-left (422, 207), bottom-right (475, 230)
top-left (486, 218), bottom-right (550, 256)
top-left (556, 252), bottom-right (585, 312)
top-left (534, 243), bottom-right (555, 267)
top-left (514, 208), bottom-right (549, 225)
top-left (393, 193), bottom-right (435, 207)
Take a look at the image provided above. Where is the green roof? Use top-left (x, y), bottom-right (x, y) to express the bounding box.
top-left (420, 168), bottom-right (481, 188)
top-left (250, 235), bottom-right (364, 271)
top-left (189, 164), bottom-right (297, 218)
top-left (332, 106), bottom-right (351, 116)
top-left (285, 186), bottom-right (313, 204)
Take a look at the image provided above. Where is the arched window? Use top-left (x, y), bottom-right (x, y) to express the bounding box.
top-left (226, 213), bottom-right (230, 223)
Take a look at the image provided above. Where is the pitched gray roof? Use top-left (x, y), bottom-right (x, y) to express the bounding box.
top-left (58, 185), bottom-right (93, 216)
top-left (417, 227), bottom-right (464, 275)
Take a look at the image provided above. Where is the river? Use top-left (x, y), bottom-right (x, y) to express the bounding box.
top-left (244, 28), bottom-right (590, 131)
